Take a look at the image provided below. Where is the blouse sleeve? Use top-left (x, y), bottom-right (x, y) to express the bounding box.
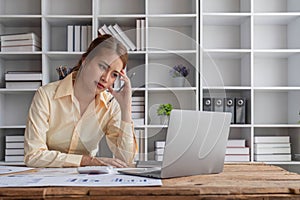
top-left (24, 87), bottom-right (82, 168)
top-left (105, 102), bottom-right (137, 164)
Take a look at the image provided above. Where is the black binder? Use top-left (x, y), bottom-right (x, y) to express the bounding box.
top-left (235, 97), bottom-right (246, 124)
top-left (224, 98), bottom-right (235, 124)
top-left (214, 98), bottom-right (224, 112)
top-left (203, 98), bottom-right (213, 111)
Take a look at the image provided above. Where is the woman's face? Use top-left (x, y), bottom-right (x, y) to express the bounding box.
top-left (80, 48), bottom-right (124, 95)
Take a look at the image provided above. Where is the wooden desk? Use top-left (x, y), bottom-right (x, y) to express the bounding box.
top-left (1, 163), bottom-right (300, 199)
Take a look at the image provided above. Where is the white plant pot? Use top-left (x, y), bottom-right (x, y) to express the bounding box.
top-left (160, 115), bottom-right (169, 125)
top-left (172, 77), bottom-right (185, 87)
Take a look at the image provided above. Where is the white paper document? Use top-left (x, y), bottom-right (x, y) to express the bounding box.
top-left (0, 166), bottom-right (33, 175)
top-left (0, 167), bottom-right (162, 187)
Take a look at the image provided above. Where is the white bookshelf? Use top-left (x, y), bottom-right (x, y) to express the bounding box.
top-left (201, 0), bottom-right (300, 173)
top-left (1, 0), bottom-right (300, 172)
top-left (0, 0), bottom-right (199, 164)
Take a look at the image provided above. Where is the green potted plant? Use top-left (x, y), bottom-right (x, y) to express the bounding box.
top-left (169, 64), bottom-right (190, 87)
top-left (157, 103), bottom-right (173, 125)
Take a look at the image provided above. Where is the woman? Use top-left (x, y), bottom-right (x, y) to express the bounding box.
top-left (24, 34), bottom-right (137, 168)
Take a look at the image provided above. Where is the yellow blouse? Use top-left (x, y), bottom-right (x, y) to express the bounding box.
top-left (24, 72), bottom-right (137, 168)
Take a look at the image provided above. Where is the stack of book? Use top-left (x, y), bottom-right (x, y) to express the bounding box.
top-left (225, 139), bottom-right (250, 162)
top-left (5, 135), bottom-right (24, 162)
top-left (98, 24), bottom-right (137, 51)
top-left (134, 129), bottom-right (145, 162)
top-left (0, 32), bottom-right (41, 52)
top-left (154, 141), bottom-right (165, 162)
top-left (254, 136), bottom-right (291, 162)
top-left (67, 25), bottom-right (92, 52)
top-left (132, 96), bottom-right (145, 126)
top-left (5, 71), bottom-right (42, 89)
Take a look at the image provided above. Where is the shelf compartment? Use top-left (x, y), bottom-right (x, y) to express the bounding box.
top-left (148, 90), bottom-right (197, 125)
top-left (0, 93), bottom-right (34, 127)
top-left (254, 0), bottom-right (300, 13)
top-left (148, 16), bottom-right (197, 51)
top-left (203, 0), bottom-right (251, 13)
top-left (147, 128), bottom-right (167, 161)
top-left (43, 17), bottom-right (92, 52)
top-left (203, 89), bottom-right (251, 124)
top-left (43, 0), bottom-right (92, 15)
top-left (203, 15), bottom-right (251, 49)
top-left (96, 0), bottom-right (145, 15)
top-left (254, 127), bottom-right (300, 162)
top-left (148, 0), bottom-right (197, 15)
top-left (43, 54), bottom-right (80, 83)
top-left (228, 126), bottom-right (252, 148)
top-left (0, 0), bottom-right (41, 15)
top-left (254, 52), bottom-right (300, 87)
top-left (97, 17), bottom-right (137, 51)
top-left (254, 15), bottom-right (300, 49)
top-left (0, 17), bottom-right (41, 41)
top-left (127, 54), bottom-right (145, 89)
top-left (0, 54), bottom-right (42, 88)
top-left (148, 53), bottom-right (197, 88)
top-left (254, 90), bottom-right (300, 124)
top-left (203, 51), bottom-right (250, 87)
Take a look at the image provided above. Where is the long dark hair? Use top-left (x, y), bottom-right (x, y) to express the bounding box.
top-left (71, 34), bottom-right (128, 73)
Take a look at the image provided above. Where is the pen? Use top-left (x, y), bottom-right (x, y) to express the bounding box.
top-left (107, 72), bottom-right (136, 105)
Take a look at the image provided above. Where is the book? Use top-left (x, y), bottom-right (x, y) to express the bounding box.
top-left (254, 147), bottom-right (291, 154)
top-left (6, 142), bottom-right (24, 149)
top-left (108, 25), bottom-right (130, 50)
top-left (100, 24), bottom-right (113, 35)
top-left (140, 19), bottom-right (145, 50)
top-left (254, 136), bottom-right (290, 144)
top-left (98, 27), bottom-right (106, 36)
top-left (225, 155), bottom-right (250, 162)
top-left (113, 24), bottom-right (136, 51)
top-left (1, 39), bottom-right (41, 47)
top-left (155, 148), bottom-right (164, 155)
top-left (6, 81), bottom-right (41, 89)
top-left (155, 141), bottom-right (166, 148)
top-left (5, 149), bottom-right (24, 156)
top-left (254, 154), bottom-right (291, 162)
top-left (132, 112), bottom-right (145, 119)
top-left (254, 143), bottom-right (291, 148)
top-left (5, 155), bottom-right (24, 162)
top-left (155, 154), bottom-right (163, 161)
top-left (0, 32), bottom-right (40, 43)
top-left (131, 105), bottom-right (145, 112)
top-left (227, 139), bottom-right (246, 147)
top-left (136, 19), bottom-right (141, 50)
top-left (5, 135), bottom-right (24, 142)
top-left (132, 96), bottom-right (145, 102)
top-left (87, 25), bottom-right (92, 46)
top-left (74, 25), bottom-right (81, 52)
top-left (80, 25), bottom-right (88, 51)
top-left (5, 72), bottom-right (42, 81)
top-left (226, 147), bottom-right (249, 155)
top-left (1, 45), bottom-right (41, 52)
top-left (132, 118), bottom-right (144, 126)
top-left (67, 25), bottom-right (74, 52)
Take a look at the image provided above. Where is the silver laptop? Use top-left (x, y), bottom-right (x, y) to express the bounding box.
top-left (118, 109), bottom-right (232, 179)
